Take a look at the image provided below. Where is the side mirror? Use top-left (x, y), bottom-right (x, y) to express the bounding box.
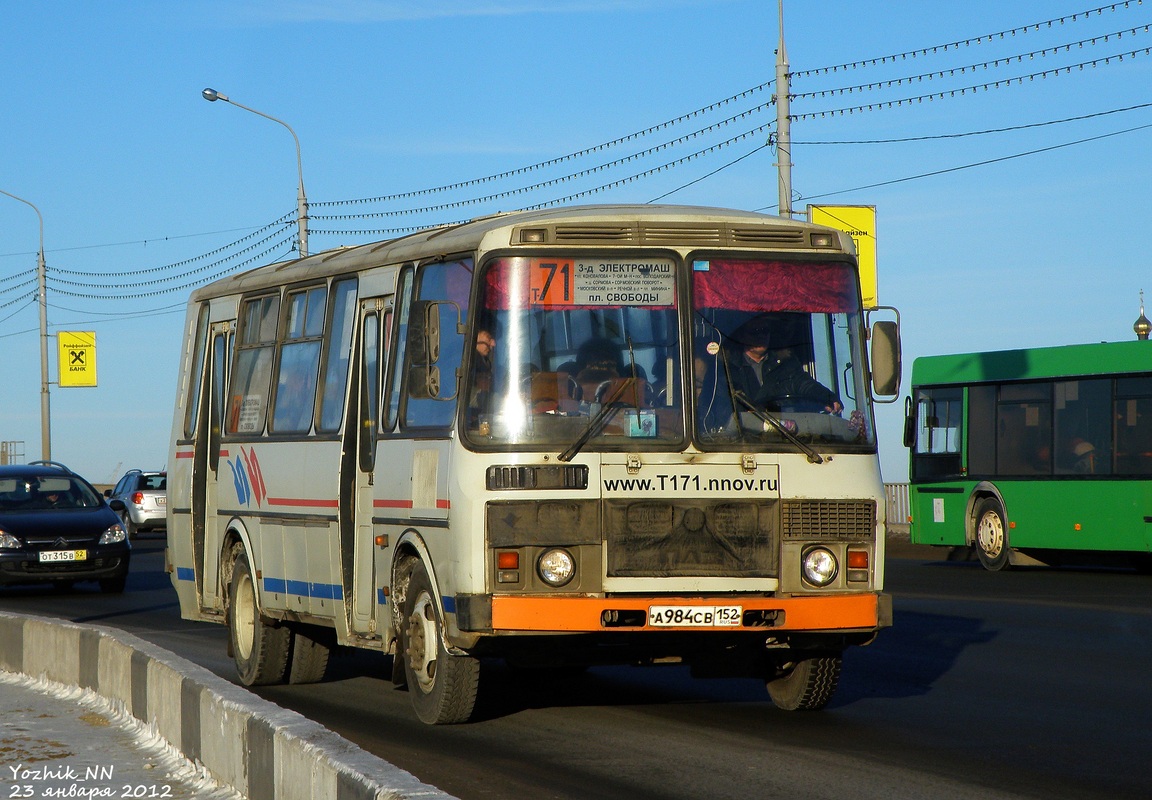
top-left (407, 300), bottom-right (441, 366)
top-left (408, 365), bottom-right (442, 399)
top-left (869, 317), bottom-right (901, 401)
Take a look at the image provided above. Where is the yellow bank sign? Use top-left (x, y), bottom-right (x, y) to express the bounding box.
top-left (58, 331), bottom-right (97, 387)
top-left (808, 205), bottom-right (878, 308)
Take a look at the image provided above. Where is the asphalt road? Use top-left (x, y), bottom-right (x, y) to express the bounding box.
top-left (5, 535), bottom-right (1149, 800)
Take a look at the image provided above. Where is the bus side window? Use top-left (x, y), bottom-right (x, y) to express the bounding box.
top-left (228, 294), bottom-right (280, 435)
top-left (385, 268), bottom-right (414, 432)
top-left (996, 382), bottom-right (1052, 476)
top-left (183, 303), bottom-right (210, 439)
top-left (910, 387), bottom-right (963, 480)
top-left (271, 285), bottom-right (326, 434)
top-left (1115, 377), bottom-right (1152, 475)
top-left (318, 278), bottom-right (359, 433)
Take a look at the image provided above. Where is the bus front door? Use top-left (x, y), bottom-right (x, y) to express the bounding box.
top-left (340, 298), bottom-right (389, 635)
top-left (191, 321), bottom-right (231, 613)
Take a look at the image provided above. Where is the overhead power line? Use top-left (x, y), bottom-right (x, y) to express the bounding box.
top-left (791, 1), bottom-right (1145, 78)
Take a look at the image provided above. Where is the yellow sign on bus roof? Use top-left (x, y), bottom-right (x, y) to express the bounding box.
top-left (57, 330), bottom-right (97, 387)
top-left (808, 205), bottom-right (878, 308)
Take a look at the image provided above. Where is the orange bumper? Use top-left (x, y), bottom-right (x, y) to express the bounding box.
top-left (490, 592), bottom-right (882, 633)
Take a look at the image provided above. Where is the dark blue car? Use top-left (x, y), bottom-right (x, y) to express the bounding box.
top-left (0, 461), bottom-right (131, 593)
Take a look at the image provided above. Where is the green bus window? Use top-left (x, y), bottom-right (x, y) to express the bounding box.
top-left (1115, 377), bottom-right (1152, 475)
top-left (996, 382), bottom-right (1053, 476)
top-left (910, 387), bottom-right (962, 480)
top-left (1053, 379), bottom-right (1111, 476)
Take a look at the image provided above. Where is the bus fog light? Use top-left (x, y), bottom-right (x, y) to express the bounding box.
top-left (538, 548), bottom-right (575, 587)
top-left (802, 547), bottom-right (838, 587)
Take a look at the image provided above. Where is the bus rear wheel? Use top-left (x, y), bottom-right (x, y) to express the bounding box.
top-left (766, 653), bottom-right (842, 711)
top-left (974, 498), bottom-right (1011, 571)
top-left (401, 562), bottom-right (479, 724)
top-left (229, 549), bottom-right (290, 686)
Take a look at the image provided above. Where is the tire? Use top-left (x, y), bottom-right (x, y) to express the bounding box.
top-left (99, 573), bottom-right (127, 594)
top-left (287, 626), bottom-right (333, 684)
top-left (974, 497), bottom-right (1011, 571)
top-left (120, 512), bottom-right (138, 540)
top-left (400, 561), bottom-right (480, 724)
top-left (229, 550), bottom-right (290, 686)
top-left (766, 654), bottom-right (842, 711)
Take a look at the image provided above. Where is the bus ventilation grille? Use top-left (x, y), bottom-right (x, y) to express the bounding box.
top-left (780, 500), bottom-right (876, 540)
top-left (486, 464), bottom-right (589, 491)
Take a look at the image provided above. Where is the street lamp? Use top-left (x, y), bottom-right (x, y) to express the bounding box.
top-left (0, 188), bottom-right (52, 461)
top-left (201, 88), bottom-right (309, 258)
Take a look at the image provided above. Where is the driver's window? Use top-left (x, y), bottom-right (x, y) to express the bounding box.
top-left (402, 259), bottom-right (472, 429)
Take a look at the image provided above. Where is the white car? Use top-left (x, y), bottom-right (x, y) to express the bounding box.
top-left (105, 470), bottom-right (166, 538)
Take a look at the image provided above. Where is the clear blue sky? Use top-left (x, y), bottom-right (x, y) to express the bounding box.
top-left (2, 0), bottom-right (1150, 484)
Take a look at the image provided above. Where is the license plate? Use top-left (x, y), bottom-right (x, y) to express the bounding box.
top-left (39, 549), bottom-right (86, 563)
top-left (648, 605), bottom-right (743, 627)
top-left (155, 497), bottom-right (166, 505)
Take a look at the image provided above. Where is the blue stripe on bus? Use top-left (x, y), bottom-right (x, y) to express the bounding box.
top-left (264, 577), bottom-right (344, 601)
top-left (176, 567), bottom-right (195, 582)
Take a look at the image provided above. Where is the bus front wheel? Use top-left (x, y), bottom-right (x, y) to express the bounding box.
top-left (401, 561), bottom-right (480, 724)
top-left (974, 498), bottom-right (1011, 571)
top-left (229, 549), bottom-right (291, 685)
top-left (765, 653), bottom-right (842, 711)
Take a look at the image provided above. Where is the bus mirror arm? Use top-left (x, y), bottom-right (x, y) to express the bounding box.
top-left (902, 395), bottom-right (916, 449)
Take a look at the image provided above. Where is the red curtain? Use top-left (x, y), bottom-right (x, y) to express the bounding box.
top-left (692, 260), bottom-right (857, 313)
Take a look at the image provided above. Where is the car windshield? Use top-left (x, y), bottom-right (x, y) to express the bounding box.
top-left (0, 475), bottom-right (102, 511)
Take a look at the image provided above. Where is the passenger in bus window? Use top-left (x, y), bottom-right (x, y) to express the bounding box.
top-left (726, 318), bottom-right (842, 414)
top-left (468, 328), bottom-right (497, 428)
top-left (1068, 437), bottom-right (1097, 474)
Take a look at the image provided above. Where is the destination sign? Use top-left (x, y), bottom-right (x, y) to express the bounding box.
top-left (529, 258), bottom-right (675, 307)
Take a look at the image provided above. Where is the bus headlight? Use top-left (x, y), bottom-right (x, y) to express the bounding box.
top-left (537, 548), bottom-right (575, 587)
top-left (801, 547), bottom-right (838, 587)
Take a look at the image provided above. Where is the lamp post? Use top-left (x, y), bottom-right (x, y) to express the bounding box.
top-left (201, 88), bottom-right (309, 258)
top-left (0, 188), bottom-right (52, 461)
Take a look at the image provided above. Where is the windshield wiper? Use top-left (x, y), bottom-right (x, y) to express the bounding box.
top-left (731, 389), bottom-right (825, 464)
top-left (557, 378), bottom-right (637, 462)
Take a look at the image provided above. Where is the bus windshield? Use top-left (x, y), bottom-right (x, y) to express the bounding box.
top-left (691, 257), bottom-right (874, 449)
top-left (466, 254), bottom-right (874, 451)
top-left (468, 255), bottom-right (683, 448)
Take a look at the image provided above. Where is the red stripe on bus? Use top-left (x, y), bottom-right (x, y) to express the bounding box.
top-left (374, 498), bottom-right (451, 509)
top-left (266, 497), bottom-right (340, 508)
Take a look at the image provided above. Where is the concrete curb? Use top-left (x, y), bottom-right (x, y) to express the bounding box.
top-left (0, 612), bottom-right (456, 800)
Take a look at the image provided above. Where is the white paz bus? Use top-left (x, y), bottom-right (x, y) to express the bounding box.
top-left (166, 204), bottom-right (901, 723)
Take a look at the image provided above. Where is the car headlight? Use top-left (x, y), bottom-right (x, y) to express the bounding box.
top-left (99, 522), bottom-right (128, 545)
top-left (0, 531), bottom-right (21, 550)
top-left (537, 548), bottom-right (575, 587)
top-left (802, 547), bottom-right (838, 587)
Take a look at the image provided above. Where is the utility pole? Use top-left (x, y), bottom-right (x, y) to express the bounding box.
top-left (775, 0), bottom-right (794, 219)
top-left (0, 189), bottom-right (51, 460)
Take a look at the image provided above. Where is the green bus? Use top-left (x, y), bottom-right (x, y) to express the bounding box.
top-left (904, 340), bottom-right (1152, 570)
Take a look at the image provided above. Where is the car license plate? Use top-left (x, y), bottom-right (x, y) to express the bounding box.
top-left (156, 497), bottom-right (166, 505)
top-left (648, 605), bottom-right (743, 627)
top-left (39, 549), bottom-right (86, 563)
